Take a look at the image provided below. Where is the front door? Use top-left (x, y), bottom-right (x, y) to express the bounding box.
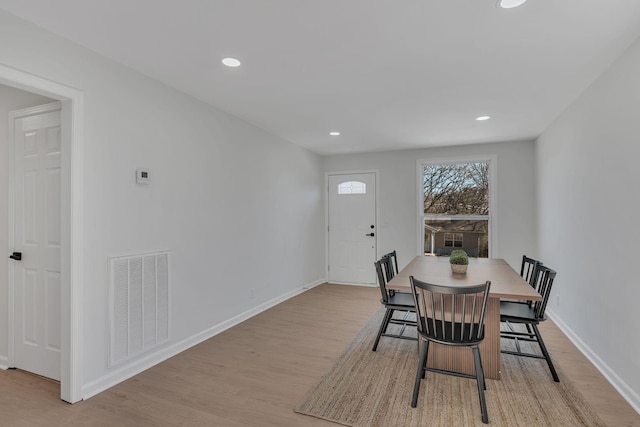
top-left (328, 173), bottom-right (376, 285)
top-left (10, 103), bottom-right (62, 381)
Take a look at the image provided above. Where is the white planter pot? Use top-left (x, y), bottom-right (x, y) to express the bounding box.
top-left (451, 264), bottom-right (468, 274)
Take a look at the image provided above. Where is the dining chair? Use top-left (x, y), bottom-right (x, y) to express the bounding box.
top-left (409, 277), bottom-right (491, 424)
top-left (371, 258), bottom-right (417, 351)
top-left (382, 250), bottom-right (407, 298)
top-left (500, 265), bottom-right (559, 382)
top-left (503, 255), bottom-right (542, 310)
top-left (503, 255), bottom-right (543, 335)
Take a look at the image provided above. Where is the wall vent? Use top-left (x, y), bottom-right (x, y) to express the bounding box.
top-left (109, 251), bottom-right (169, 367)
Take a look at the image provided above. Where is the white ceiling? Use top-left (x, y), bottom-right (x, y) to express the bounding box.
top-left (2, 1), bottom-right (640, 155)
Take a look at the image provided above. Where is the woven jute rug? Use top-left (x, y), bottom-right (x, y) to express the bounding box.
top-left (294, 308), bottom-right (605, 426)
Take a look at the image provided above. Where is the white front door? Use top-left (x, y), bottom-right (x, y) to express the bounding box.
top-left (328, 173), bottom-right (376, 285)
top-left (11, 103), bottom-right (62, 381)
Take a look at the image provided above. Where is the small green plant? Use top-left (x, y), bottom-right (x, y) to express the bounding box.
top-left (449, 250), bottom-right (469, 265)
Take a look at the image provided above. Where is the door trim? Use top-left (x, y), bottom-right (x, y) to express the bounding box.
top-left (2, 64), bottom-right (84, 403)
top-left (325, 170), bottom-right (379, 285)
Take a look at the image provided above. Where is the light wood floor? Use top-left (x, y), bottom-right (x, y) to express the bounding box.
top-left (0, 283), bottom-right (638, 426)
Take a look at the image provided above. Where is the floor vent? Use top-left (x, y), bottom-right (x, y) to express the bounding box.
top-left (109, 251), bottom-right (169, 367)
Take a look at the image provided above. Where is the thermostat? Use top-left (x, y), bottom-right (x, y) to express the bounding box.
top-left (136, 168), bottom-right (151, 184)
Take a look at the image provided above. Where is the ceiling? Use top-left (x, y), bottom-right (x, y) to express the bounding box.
top-left (2, 1), bottom-right (640, 155)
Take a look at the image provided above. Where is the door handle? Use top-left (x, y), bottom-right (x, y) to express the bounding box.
top-left (365, 233), bottom-right (375, 237)
top-left (9, 252), bottom-right (22, 261)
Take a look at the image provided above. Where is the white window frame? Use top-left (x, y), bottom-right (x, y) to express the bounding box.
top-left (416, 155), bottom-right (498, 257)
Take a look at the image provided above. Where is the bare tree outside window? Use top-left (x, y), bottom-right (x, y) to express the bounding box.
top-left (423, 162), bottom-right (490, 257)
top-left (423, 162), bottom-right (488, 215)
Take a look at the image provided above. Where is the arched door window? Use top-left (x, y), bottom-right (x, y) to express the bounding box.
top-left (338, 181), bottom-right (366, 195)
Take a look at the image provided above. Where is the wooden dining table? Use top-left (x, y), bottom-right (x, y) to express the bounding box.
top-left (387, 255), bottom-right (541, 380)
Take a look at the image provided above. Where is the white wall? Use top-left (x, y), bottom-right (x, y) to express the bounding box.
top-left (323, 140), bottom-right (537, 271)
top-left (537, 35), bottom-right (640, 410)
top-left (0, 10), bottom-right (325, 396)
top-left (0, 85), bottom-right (54, 362)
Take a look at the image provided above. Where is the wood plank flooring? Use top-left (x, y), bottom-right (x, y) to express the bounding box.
top-left (0, 283), bottom-right (638, 426)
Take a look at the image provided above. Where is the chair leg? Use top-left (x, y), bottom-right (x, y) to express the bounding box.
top-left (532, 323), bottom-right (559, 382)
top-left (477, 345), bottom-right (486, 390)
top-left (411, 338), bottom-right (429, 408)
top-left (372, 308), bottom-right (393, 351)
top-left (472, 347), bottom-right (489, 424)
top-left (421, 340), bottom-right (429, 378)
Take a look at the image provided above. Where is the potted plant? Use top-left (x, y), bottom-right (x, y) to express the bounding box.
top-left (449, 250), bottom-right (469, 274)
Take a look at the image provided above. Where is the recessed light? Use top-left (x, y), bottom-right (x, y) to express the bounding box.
top-left (222, 57), bottom-right (241, 67)
top-left (329, 131), bottom-right (340, 136)
top-left (499, 0), bottom-right (527, 9)
top-left (475, 116), bottom-right (491, 121)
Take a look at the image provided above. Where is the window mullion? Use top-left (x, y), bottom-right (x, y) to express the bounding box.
top-left (424, 214), bottom-right (489, 221)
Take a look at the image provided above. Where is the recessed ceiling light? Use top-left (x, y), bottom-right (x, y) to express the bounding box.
top-left (476, 116), bottom-right (491, 121)
top-left (329, 131), bottom-right (341, 136)
top-left (499, 0), bottom-right (527, 8)
top-left (222, 57), bottom-right (241, 67)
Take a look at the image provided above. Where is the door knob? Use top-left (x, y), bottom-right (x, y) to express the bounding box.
top-left (9, 252), bottom-right (22, 261)
top-left (365, 233), bottom-right (375, 237)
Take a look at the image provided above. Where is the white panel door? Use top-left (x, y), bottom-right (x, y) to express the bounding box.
top-left (328, 173), bottom-right (376, 285)
top-left (12, 106), bottom-right (62, 380)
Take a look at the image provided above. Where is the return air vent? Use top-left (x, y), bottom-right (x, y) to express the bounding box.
top-left (109, 251), bottom-right (169, 366)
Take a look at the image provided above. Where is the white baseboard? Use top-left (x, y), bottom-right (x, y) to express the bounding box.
top-left (82, 278), bottom-right (325, 400)
top-left (547, 309), bottom-right (640, 414)
top-left (328, 281), bottom-right (377, 287)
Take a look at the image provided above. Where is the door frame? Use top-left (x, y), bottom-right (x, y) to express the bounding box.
top-left (2, 64), bottom-right (84, 403)
top-left (325, 170), bottom-right (379, 285)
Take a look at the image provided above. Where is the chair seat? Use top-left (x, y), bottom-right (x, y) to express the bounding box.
top-left (500, 301), bottom-right (545, 323)
top-left (386, 291), bottom-right (415, 309)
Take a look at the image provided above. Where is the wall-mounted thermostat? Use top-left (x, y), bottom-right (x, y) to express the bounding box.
top-left (136, 168), bottom-right (151, 185)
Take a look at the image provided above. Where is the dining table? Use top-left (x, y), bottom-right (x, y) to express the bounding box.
top-left (387, 255), bottom-right (541, 380)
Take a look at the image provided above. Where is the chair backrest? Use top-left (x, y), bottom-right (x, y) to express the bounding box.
top-left (410, 277), bottom-right (491, 345)
top-left (521, 255), bottom-right (542, 287)
top-left (383, 250), bottom-right (399, 278)
top-left (374, 259), bottom-right (390, 304)
top-left (380, 255), bottom-right (395, 282)
top-left (531, 265), bottom-right (557, 319)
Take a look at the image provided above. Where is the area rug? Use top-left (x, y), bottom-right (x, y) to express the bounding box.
top-left (294, 308), bottom-right (605, 426)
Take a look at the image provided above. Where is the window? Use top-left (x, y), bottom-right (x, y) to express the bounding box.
top-left (338, 181), bottom-right (366, 195)
top-left (420, 160), bottom-right (493, 258)
top-left (444, 233), bottom-right (463, 248)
